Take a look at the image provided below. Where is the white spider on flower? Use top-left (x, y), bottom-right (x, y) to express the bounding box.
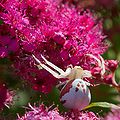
top-left (32, 54), bottom-right (105, 111)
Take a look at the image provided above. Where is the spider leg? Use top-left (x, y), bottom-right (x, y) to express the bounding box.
top-left (86, 54), bottom-right (105, 75)
top-left (32, 54), bottom-right (41, 64)
top-left (33, 55), bottom-right (72, 79)
top-left (41, 55), bottom-right (72, 78)
top-left (84, 81), bottom-right (91, 86)
top-left (56, 81), bottom-right (67, 88)
top-left (32, 54), bottom-right (60, 78)
top-left (99, 55), bottom-right (105, 75)
top-left (41, 55), bottom-right (65, 74)
top-left (86, 54), bottom-right (102, 66)
top-left (82, 70), bottom-right (92, 78)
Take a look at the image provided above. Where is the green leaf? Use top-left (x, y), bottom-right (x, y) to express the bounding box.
top-left (0, 20), bottom-right (3, 25)
top-left (84, 102), bottom-right (120, 110)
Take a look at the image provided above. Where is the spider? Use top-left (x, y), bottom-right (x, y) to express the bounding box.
top-left (32, 54), bottom-right (105, 110)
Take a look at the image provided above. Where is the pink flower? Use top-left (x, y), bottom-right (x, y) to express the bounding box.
top-left (103, 60), bottom-right (119, 86)
top-left (0, 24), bottom-right (19, 58)
top-left (0, 83), bottom-right (7, 109)
top-left (0, 0), bottom-right (118, 93)
top-left (4, 89), bottom-right (15, 108)
top-left (0, 35), bottom-right (19, 58)
top-left (17, 104), bottom-right (65, 120)
top-left (104, 109), bottom-right (120, 120)
top-left (17, 104), bottom-right (100, 120)
top-left (65, 110), bottom-right (100, 120)
top-left (0, 83), bottom-right (14, 109)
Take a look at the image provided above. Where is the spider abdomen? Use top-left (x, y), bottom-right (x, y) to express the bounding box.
top-left (60, 79), bottom-right (91, 110)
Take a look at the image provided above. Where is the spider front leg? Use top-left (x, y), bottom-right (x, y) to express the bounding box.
top-left (86, 54), bottom-right (105, 75)
top-left (32, 55), bottom-right (72, 79)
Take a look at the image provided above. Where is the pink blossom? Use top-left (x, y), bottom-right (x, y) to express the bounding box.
top-left (65, 110), bottom-right (100, 120)
top-left (0, 83), bottom-right (14, 109)
top-left (0, 83), bottom-right (7, 109)
top-left (0, 0), bottom-right (118, 93)
top-left (4, 89), bottom-right (15, 108)
top-left (0, 35), bottom-right (19, 58)
top-left (0, 24), bottom-right (19, 58)
top-left (104, 109), bottom-right (120, 120)
top-left (17, 104), bottom-right (65, 120)
top-left (17, 104), bottom-right (100, 120)
top-left (105, 60), bottom-right (119, 72)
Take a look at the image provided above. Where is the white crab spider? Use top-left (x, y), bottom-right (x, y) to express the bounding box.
top-left (32, 54), bottom-right (105, 110)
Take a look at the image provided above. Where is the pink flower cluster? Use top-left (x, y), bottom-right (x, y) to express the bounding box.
top-left (0, 83), bottom-right (14, 109)
top-left (0, 24), bottom-right (19, 58)
top-left (17, 104), bottom-right (65, 120)
top-left (0, 83), bottom-right (7, 109)
top-left (17, 104), bottom-right (100, 120)
top-left (104, 109), bottom-right (120, 120)
top-left (0, 0), bottom-right (120, 119)
top-left (0, 0), bottom-right (118, 94)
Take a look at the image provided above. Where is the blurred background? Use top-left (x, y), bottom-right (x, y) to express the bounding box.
top-left (0, 0), bottom-right (120, 119)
